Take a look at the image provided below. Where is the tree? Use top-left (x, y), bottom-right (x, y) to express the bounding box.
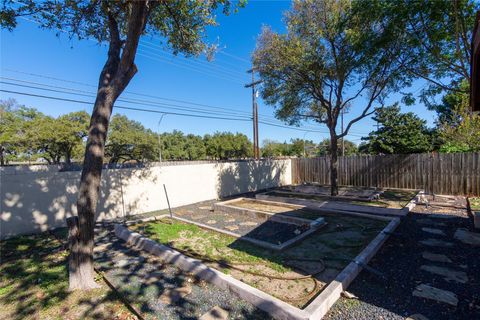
top-left (253, 0), bottom-right (413, 195)
top-left (185, 134), bottom-right (206, 160)
top-left (317, 138), bottom-right (357, 156)
top-left (261, 139), bottom-right (290, 157)
top-left (161, 130), bottom-right (188, 160)
top-left (106, 114), bottom-right (157, 163)
top-left (437, 85), bottom-right (480, 152)
top-left (0, 99), bottom-right (44, 165)
top-left (205, 132), bottom-right (252, 160)
top-left (359, 105), bottom-right (433, 154)
top-left (29, 111), bottom-right (89, 164)
top-left (373, 0), bottom-right (478, 106)
top-left (1, 0), bottom-right (243, 290)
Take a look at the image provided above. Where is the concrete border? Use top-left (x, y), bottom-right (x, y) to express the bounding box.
top-left (214, 198), bottom-right (316, 225)
top-left (115, 213), bottom-right (400, 320)
top-left (256, 190), bottom-right (420, 217)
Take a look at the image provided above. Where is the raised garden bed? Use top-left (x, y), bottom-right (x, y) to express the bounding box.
top-left (117, 201), bottom-right (399, 320)
top-left (257, 185), bottom-right (420, 217)
top-left (467, 197), bottom-right (480, 229)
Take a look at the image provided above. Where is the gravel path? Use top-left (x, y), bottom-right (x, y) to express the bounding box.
top-left (94, 224), bottom-right (271, 320)
top-left (325, 197), bottom-right (480, 320)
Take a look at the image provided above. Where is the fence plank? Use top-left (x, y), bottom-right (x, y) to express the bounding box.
top-left (293, 152), bottom-right (480, 196)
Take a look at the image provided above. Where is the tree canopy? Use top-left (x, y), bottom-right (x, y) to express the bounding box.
top-left (253, 0), bottom-right (414, 194)
top-left (359, 105), bottom-right (434, 154)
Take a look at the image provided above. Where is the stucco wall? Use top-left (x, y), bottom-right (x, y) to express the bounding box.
top-left (0, 159), bottom-right (291, 239)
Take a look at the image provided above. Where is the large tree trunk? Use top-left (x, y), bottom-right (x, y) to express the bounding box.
top-left (330, 134), bottom-right (339, 196)
top-left (69, 88), bottom-right (117, 290)
top-left (67, 1), bottom-right (148, 291)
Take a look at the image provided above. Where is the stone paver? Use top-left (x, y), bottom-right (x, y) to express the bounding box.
top-left (421, 227), bottom-right (446, 236)
top-left (428, 214), bottom-right (457, 219)
top-left (412, 284), bottom-right (458, 306)
top-left (406, 314), bottom-right (429, 320)
top-left (159, 286), bottom-right (192, 304)
top-left (416, 219), bottom-right (447, 227)
top-left (224, 225), bottom-right (239, 231)
top-left (454, 228), bottom-right (480, 246)
top-left (239, 221), bottom-right (258, 226)
top-left (206, 220), bottom-right (217, 224)
top-left (421, 252), bottom-right (452, 263)
top-left (420, 265), bottom-right (468, 284)
top-left (420, 238), bottom-right (454, 247)
top-left (199, 306), bottom-right (229, 320)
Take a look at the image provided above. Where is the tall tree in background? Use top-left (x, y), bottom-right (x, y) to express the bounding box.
top-left (317, 138), bottom-right (357, 156)
top-left (106, 114), bottom-right (157, 163)
top-left (29, 111), bottom-right (89, 164)
top-left (0, 99), bottom-right (40, 165)
top-left (253, 0), bottom-right (413, 195)
top-left (1, 0), bottom-right (242, 290)
top-left (359, 105), bottom-right (433, 154)
top-left (375, 0), bottom-right (478, 108)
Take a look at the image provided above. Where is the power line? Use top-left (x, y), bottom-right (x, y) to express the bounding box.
top-left (3, 68), bottom-right (249, 111)
top-left (0, 78), bottom-right (253, 119)
top-left (0, 89), bottom-right (251, 121)
top-left (0, 73), bottom-right (369, 138)
top-left (137, 51), bottom-right (245, 85)
top-left (139, 41), bottom-right (247, 79)
top-left (0, 88), bottom-right (356, 136)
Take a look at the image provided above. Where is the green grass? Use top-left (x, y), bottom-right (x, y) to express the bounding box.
top-left (134, 219), bottom-right (288, 272)
top-left (470, 197), bottom-right (480, 211)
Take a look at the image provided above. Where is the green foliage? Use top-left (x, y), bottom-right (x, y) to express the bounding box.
top-left (0, 100), bottom-right (89, 164)
top-left (0, 102), bottom-right (255, 164)
top-left (360, 105), bottom-right (433, 154)
top-left (370, 0), bottom-right (480, 102)
top-left (432, 80), bottom-right (480, 153)
top-left (204, 132), bottom-right (253, 160)
top-left (261, 138), bottom-right (329, 158)
top-left (1, 1), bottom-right (245, 58)
top-left (317, 138), bottom-right (357, 156)
top-left (253, 0), bottom-right (413, 128)
top-left (437, 108), bottom-right (480, 153)
top-left (30, 111), bottom-right (89, 164)
top-left (106, 114), bottom-right (157, 163)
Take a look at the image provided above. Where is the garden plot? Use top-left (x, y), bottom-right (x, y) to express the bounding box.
top-left (258, 184), bottom-right (420, 216)
top-left (117, 200), bottom-right (399, 320)
top-left (164, 200), bottom-right (324, 250)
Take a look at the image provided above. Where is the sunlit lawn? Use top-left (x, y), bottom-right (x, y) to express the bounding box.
top-left (0, 231), bottom-right (133, 320)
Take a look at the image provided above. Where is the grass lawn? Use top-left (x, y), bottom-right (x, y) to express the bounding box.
top-left (131, 212), bottom-right (388, 308)
top-left (0, 231), bottom-right (134, 320)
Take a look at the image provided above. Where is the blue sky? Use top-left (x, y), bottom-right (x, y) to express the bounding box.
top-left (0, 1), bottom-right (436, 146)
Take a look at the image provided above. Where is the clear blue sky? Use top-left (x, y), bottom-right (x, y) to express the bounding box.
top-left (0, 1), bottom-right (436, 146)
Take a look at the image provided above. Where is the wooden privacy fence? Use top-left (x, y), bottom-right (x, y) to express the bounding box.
top-left (291, 153), bottom-right (480, 196)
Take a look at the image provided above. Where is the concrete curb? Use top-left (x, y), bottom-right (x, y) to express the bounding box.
top-left (114, 223), bottom-right (310, 320)
top-left (114, 213), bottom-right (400, 320)
top-left (256, 191), bottom-right (420, 218)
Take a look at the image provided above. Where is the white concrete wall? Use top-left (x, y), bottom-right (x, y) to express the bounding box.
top-left (0, 159), bottom-right (291, 239)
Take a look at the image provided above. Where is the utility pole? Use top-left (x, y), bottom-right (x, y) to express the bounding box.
top-left (157, 114), bottom-right (166, 162)
top-left (245, 67), bottom-right (262, 159)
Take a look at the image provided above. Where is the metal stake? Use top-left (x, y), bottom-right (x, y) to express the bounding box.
top-left (163, 184), bottom-right (173, 218)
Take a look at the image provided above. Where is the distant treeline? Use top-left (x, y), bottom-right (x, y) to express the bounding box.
top-left (0, 100), bottom-right (256, 165)
top-left (2, 97), bottom-right (479, 165)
